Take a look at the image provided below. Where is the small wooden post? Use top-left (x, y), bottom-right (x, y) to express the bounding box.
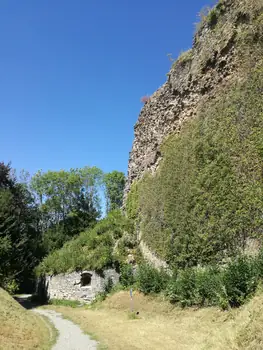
top-left (130, 288), bottom-right (133, 312)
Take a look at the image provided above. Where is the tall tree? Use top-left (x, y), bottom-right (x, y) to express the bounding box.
top-left (30, 167), bottom-right (103, 253)
top-left (104, 171), bottom-right (126, 213)
top-left (0, 162), bottom-right (41, 292)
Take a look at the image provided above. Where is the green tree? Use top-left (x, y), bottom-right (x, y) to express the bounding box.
top-left (79, 166), bottom-right (104, 213)
top-left (30, 166), bottom-right (103, 253)
top-left (0, 162), bottom-right (41, 292)
top-left (104, 171), bottom-right (126, 213)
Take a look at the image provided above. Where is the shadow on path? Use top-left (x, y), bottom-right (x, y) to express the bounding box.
top-left (14, 276), bottom-right (49, 310)
top-left (14, 294), bottom-right (43, 310)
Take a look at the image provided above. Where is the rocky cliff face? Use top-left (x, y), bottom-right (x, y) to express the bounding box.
top-left (125, 0), bottom-right (262, 197)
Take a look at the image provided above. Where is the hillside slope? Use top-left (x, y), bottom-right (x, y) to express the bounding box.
top-left (0, 288), bottom-right (55, 350)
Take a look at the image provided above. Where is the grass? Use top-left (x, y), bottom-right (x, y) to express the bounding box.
top-left (49, 298), bottom-right (82, 308)
top-left (173, 49), bottom-right (193, 67)
top-left (0, 288), bottom-right (57, 350)
top-left (45, 289), bottom-right (263, 349)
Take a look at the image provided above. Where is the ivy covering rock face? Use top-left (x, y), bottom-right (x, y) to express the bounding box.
top-left (127, 62), bottom-right (263, 268)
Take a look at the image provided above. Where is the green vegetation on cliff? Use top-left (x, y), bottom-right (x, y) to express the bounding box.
top-left (37, 210), bottom-right (133, 275)
top-left (130, 61), bottom-right (263, 267)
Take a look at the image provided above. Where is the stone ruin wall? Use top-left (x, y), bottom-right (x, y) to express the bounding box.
top-left (43, 269), bottom-right (119, 303)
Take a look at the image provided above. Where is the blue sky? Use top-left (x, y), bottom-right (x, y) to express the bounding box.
top-left (1, 0), bottom-right (216, 176)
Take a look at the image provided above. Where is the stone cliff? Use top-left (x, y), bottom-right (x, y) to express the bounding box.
top-left (125, 0), bottom-right (262, 197)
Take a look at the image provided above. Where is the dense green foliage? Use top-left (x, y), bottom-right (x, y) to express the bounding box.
top-left (37, 210), bottom-right (133, 275)
top-left (0, 162), bottom-right (126, 292)
top-left (0, 163), bottom-right (42, 292)
top-left (130, 62), bottom-right (263, 267)
top-left (168, 255), bottom-right (259, 309)
top-left (136, 264), bottom-right (170, 295)
top-left (126, 182), bottom-right (139, 221)
top-left (118, 253), bottom-right (262, 310)
top-left (30, 167), bottom-right (126, 255)
top-left (31, 167), bottom-right (103, 253)
top-left (119, 264), bottom-right (135, 288)
top-left (223, 256), bottom-right (258, 307)
top-left (104, 171), bottom-right (126, 213)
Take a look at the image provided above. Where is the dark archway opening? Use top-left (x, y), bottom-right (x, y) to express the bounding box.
top-left (81, 272), bottom-right (92, 286)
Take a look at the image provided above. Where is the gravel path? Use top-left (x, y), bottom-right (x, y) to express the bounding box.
top-left (34, 309), bottom-right (97, 350)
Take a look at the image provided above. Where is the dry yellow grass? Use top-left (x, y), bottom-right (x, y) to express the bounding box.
top-left (0, 288), bottom-right (56, 350)
top-left (47, 290), bottom-right (263, 350)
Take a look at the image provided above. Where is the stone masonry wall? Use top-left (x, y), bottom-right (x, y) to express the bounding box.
top-left (44, 269), bottom-right (119, 303)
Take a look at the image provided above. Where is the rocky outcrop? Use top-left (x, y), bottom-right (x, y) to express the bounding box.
top-left (125, 0), bottom-right (261, 197)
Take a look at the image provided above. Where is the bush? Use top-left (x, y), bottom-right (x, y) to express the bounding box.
top-left (166, 268), bottom-right (197, 307)
top-left (91, 291), bottom-right (107, 304)
top-left (195, 266), bottom-right (224, 306)
top-left (223, 256), bottom-right (258, 307)
top-left (120, 264), bottom-right (134, 288)
top-left (141, 255), bottom-right (261, 309)
top-left (165, 271), bottom-right (178, 303)
top-left (255, 249), bottom-right (263, 278)
top-left (165, 257), bottom-right (260, 309)
top-left (3, 279), bottom-right (19, 295)
top-left (136, 264), bottom-right (169, 294)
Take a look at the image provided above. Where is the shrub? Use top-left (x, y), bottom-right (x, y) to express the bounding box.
top-left (140, 254), bottom-right (262, 309)
top-left (3, 279), bottom-right (19, 295)
top-left (206, 7), bottom-right (219, 28)
top-left (167, 268), bottom-right (197, 307)
top-left (165, 271), bottom-right (178, 303)
top-left (255, 249), bottom-right (263, 278)
top-left (136, 264), bottom-right (169, 294)
top-left (175, 49), bottom-right (193, 66)
top-left (91, 291), bottom-right (107, 304)
top-left (195, 266), bottom-right (224, 306)
top-left (223, 256), bottom-right (259, 307)
top-left (120, 264), bottom-right (134, 288)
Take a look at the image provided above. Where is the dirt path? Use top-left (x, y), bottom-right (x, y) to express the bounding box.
top-left (34, 309), bottom-right (97, 350)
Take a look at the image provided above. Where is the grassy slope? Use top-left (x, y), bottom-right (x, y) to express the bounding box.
top-left (46, 290), bottom-right (263, 350)
top-left (0, 288), bottom-right (56, 350)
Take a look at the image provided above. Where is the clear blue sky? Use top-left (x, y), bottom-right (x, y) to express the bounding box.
top-left (1, 0), bottom-right (216, 176)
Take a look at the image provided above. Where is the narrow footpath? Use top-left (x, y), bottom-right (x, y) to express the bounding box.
top-left (34, 308), bottom-right (97, 350)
